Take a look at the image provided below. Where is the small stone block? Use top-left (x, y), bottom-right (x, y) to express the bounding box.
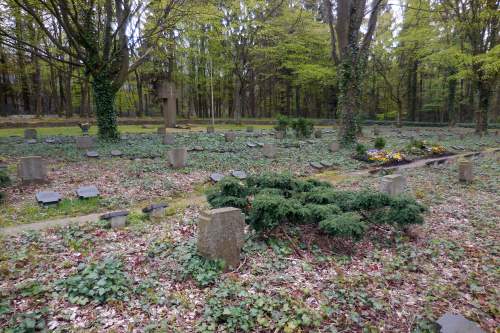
top-left (45, 138), bottom-right (56, 144)
top-left (379, 174), bottom-right (406, 196)
top-left (436, 313), bottom-right (485, 333)
top-left (262, 144), bottom-right (276, 158)
top-left (86, 151), bottom-right (99, 158)
top-left (163, 134), bottom-right (176, 145)
top-left (36, 191), bottom-right (61, 205)
top-left (458, 160), bottom-right (473, 183)
top-left (100, 210), bottom-right (129, 228)
top-left (246, 142), bottom-right (257, 148)
top-left (210, 173), bottom-right (225, 182)
top-left (320, 160), bottom-right (334, 167)
top-left (246, 126), bottom-right (254, 133)
top-left (275, 131), bottom-right (285, 139)
top-left (76, 185), bottom-right (100, 199)
top-left (206, 126), bottom-right (215, 133)
top-left (232, 170), bottom-right (247, 179)
top-left (194, 146), bottom-right (204, 151)
top-left (314, 129), bottom-right (322, 138)
top-left (143, 203), bottom-right (168, 218)
top-left (26, 139), bottom-right (37, 144)
top-left (310, 162), bottom-right (324, 169)
top-left (225, 132), bottom-right (237, 142)
top-left (168, 148), bottom-right (188, 169)
top-left (329, 142), bottom-right (340, 152)
top-left (111, 150), bottom-right (123, 157)
top-left (18, 156), bottom-right (47, 183)
top-left (197, 207), bottom-right (246, 270)
top-left (76, 136), bottom-right (95, 149)
top-left (24, 129), bottom-right (37, 139)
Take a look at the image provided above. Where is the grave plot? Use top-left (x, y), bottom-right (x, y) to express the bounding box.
top-left (0, 154), bottom-right (497, 332)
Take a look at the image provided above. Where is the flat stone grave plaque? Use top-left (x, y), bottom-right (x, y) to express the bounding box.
top-left (36, 191), bottom-right (62, 205)
top-left (257, 142), bottom-right (264, 147)
top-left (194, 146), bottom-right (204, 151)
top-left (45, 138), bottom-right (56, 144)
top-left (310, 162), bottom-right (324, 169)
top-left (143, 203), bottom-right (168, 217)
top-left (100, 210), bottom-right (129, 228)
top-left (210, 173), bottom-right (225, 182)
top-left (26, 139), bottom-right (37, 144)
top-left (307, 140), bottom-right (315, 144)
top-left (246, 142), bottom-right (257, 148)
top-left (320, 160), bottom-right (334, 167)
top-left (76, 185), bottom-right (100, 199)
top-left (232, 170), bottom-right (247, 179)
top-left (436, 312), bottom-right (485, 333)
top-left (111, 150), bottom-right (123, 157)
top-left (86, 151), bottom-right (99, 158)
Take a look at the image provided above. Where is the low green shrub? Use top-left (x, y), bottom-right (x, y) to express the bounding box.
top-left (206, 173), bottom-right (425, 242)
top-left (274, 114), bottom-right (290, 133)
top-left (355, 143), bottom-right (367, 157)
top-left (374, 137), bottom-right (386, 149)
top-left (291, 117), bottom-right (314, 138)
top-left (57, 257), bottom-right (130, 305)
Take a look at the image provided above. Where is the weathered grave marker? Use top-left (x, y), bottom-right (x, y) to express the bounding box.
top-left (76, 185), bottom-right (100, 199)
top-left (76, 136), bottom-right (95, 149)
top-left (232, 170), bottom-right (247, 179)
top-left (310, 162), bottom-right (324, 169)
top-left (111, 150), bottom-right (123, 157)
top-left (314, 129), bottom-right (322, 138)
top-left (206, 126), bottom-right (215, 133)
top-left (275, 131), bottom-right (285, 140)
top-left (263, 144), bottom-right (276, 158)
top-left (36, 191), bottom-right (61, 205)
top-left (329, 142), bottom-right (340, 152)
top-left (143, 203), bottom-right (168, 218)
top-left (168, 148), bottom-right (188, 168)
top-left (379, 174), bottom-right (406, 195)
top-left (458, 159), bottom-right (473, 183)
top-left (24, 129), bottom-right (37, 140)
top-left (163, 133), bottom-right (176, 145)
top-left (246, 142), bottom-right (257, 148)
top-left (436, 313), bottom-right (485, 333)
top-left (100, 211), bottom-right (129, 229)
top-left (26, 139), bottom-right (37, 144)
top-left (225, 132), bottom-right (237, 142)
top-left (197, 207), bottom-right (246, 270)
top-left (86, 151), bottom-right (99, 158)
top-left (18, 156), bottom-right (47, 183)
top-left (210, 173), bottom-right (225, 182)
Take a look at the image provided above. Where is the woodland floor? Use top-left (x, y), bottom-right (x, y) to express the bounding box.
top-left (0, 126), bottom-right (498, 332)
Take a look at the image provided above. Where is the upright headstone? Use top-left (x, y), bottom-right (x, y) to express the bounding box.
top-left (168, 148), bottom-right (188, 169)
top-left (206, 126), bottom-right (215, 134)
top-left (100, 211), bottom-right (129, 229)
top-left (159, 81), bottom-right (177, 128)
top-left (24, 129), bottom-right (37, 140)
top-left (163, 133), bottom-right (176, 145)
top-left (263, 144), bottom-right (276, 158)
top-left (458, 159), bottom-right (473, 183)
top-left (275, 131), bottom-right (285, 140)
top-left (314, 129), bottom-right (322, 138)
top-left (225, 132), bottom-right (237, 142)
top-left (18, 156), bottom-right (47, 184)
top-left (197, 207), bottom-right (246, 270)
top-left (143, 203), bottom-right (168, 218)
top-left (76, 136), bottom-right (95, 149)
top-left (329, 142), bottom-right (340, 152)
top-left (379, 174), bottom-right (406, 196)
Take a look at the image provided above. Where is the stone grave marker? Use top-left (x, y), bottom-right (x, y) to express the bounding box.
top-left (263, 144), bottom-right (276, 158)
top-left (320, 160), bottom-right (334, 167)
top-left (225, 132), bottom-right (237, 142)
top-left (18, 156), bottom-right (47, 183)
top-left (373, 127), bottom-right (380, 136)
top-left (232, 170), bottom-right (247, 179)
top-left (36, 191), bottom-right (61, 205)
top-left (76, 185), bottom-right (100, 199)
top-left (275, 131), bottom-right (285, 140)
top-left (329, 142), bottom-right (340, 152)
top-left (44, 138), bottom-right (56, 144)
top-left (436, 313), bottom-right (485, 333)
top-left (24, 129), bottom-right (37, 139)
top-left (111, 150), bottom-right (123, 157)
top-left (314, 129), bottom-right (322, 138)
top-left (458, 159), bottom-right (473, 183)
top-left (246, 126), bottom-right (254, 133)
top-left (206, 126), bottom-right (215, 133)
top-left (197, 207), bottom-right (246, 270)
top-left (210, 173), bottom-right (224, 182)
top-left (257, 142), bottom-right (264, 147)
top-left (86, 151), bottom-right (99, 158)
top-left (193, 146), bottom-right (204, 151)
top-left (26, 139), bottom-right (37, 144)
top-left (310, 162), bottom-right (324, 169)
top-left (100, 210), bottom-right (129, 229)
top-left (379, 174), bottom-right (406, 195)
top-left (163, 133), bottom-right (175, 145)
top-left (143, 203), bottom-right (168, 218)
top-left (76, 136), bottom-right (95, 149)
top-left (246, 142), bottom-right (257, 148)
top-left (168, 147), bottom-right (188, 168)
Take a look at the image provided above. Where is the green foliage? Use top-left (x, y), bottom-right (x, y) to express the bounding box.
top-left (274, 114), bottom-right (290, 133)
top-left (198, 280), bottom-right (320, 332)
top-left (57, 257), bottom-right (130, 305)
top-left (374, 137), bottom-right (386, 149)
top-left (4, 308), bottom-right (48, 333)
top-left (355, 143), bottom-right (367, 157)
top-left (92, 75), bottom-right (119, 140)
top-left (206, 173), bottom-right (426, 242)
top-left (318, 212), bottom-right (366, 240)
top-left (0, 169), bottom-right (10, 204)
top-left (290, 117), bottom-right (314, 138)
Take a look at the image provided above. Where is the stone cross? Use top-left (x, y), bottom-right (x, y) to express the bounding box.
top-left (262, 144), bottom-right (276, 158)
top-left (24, 129), bottom-right (37, 139)
top-left (76, 136), bottom-right (95, 150)
top-left (379, 174), bottom-right (406, 196)
top-left (168, 148), bottom-right (188, 168)
top-left (458, 159), bottom-right (473, 183)
top-left (18, 156), bottom-right (47, 184)
top-left (197, 207), bottom-right (246, 270)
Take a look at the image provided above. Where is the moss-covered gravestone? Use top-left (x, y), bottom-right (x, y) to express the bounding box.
top-left (197, 207), bottom-right (246, 270)
top-left (458, 159), bottom-right (473, 183)
top-left (18, 156), bottom-right (47, 184)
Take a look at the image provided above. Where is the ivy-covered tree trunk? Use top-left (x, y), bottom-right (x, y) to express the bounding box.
top-left (92, 74), bottom-right (119, 140)
top-left (475, 80), bottom-right (490, 134)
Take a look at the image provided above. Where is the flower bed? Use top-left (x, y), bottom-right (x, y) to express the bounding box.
top-left (354, 149), bottom-right (410, 167)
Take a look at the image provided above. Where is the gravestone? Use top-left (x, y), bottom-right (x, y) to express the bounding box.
top-left (36, 191), bottom-right (61, 205)
top-left (76, 136), bottom-right (95, 149)
top-left (76, 185), bottom-right (100, 199)
top-left (163, 134), bottom-right (176, 145)
top-left (86, 151), bottom-right (99, 158)
top-left (373, 127), bottom-right (380, 136)
top-left (159, 81), bottom-right (177, 128)
top-left (111, 150), bottom-right (123, 157)
top-left (26, 139), bottom-right (37, 144)
top-left (314, 129), bottom-right (322, 138)
top-left (168, 148), bottom-right (188, 168)
top-left (24, 129), bottom-right (37, 140)
top-left (379, 174), bottom-right (406, 195)
top-left (210, 173), bottom-right (224, 182)
top-left (246, 142), bottom-right (257, 148)
top-left (257, 142), bottom-right (264, 147)
top-left (197, 207), bottom-right (246, 270)
top-left (100, 210), bottom-right (129, 229)
top-left (206, 126), bottom-right (215, 134)
top-left (458, 159), bottom-right (473, 183)
top-left (246, 126), bottom-right (254, 133)
top-left (143, 203), bottom-right (168, 218)
top-left (232, 170), bottom-right (247, 179)
top-left (320, 160), bottom-right (334, 167)
top-left (310, 162), bottom-right (324, 169)
top-left (329, 142), bottom-right (340, 152)
top-left (275, 131), bottom-right (285, 140)
top-left (436, 313), bottom-right (485, 333)
top-left (44, 138), bottom-right (56, 144)
top-left (263, 144), bottom-right (276, 158)
top-left (18, 156), bottom-right (47, 183)
top-left (225, 132), bottom-right (237, 142)
top-left (193, 146), bottom-right (204, 151)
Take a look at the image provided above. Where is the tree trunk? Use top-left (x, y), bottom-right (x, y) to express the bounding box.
top-left (80, 75), bottom-right (90, 118)
top-left (446, 67), bottom-right (457, 126)
top-left (135, 71), bottom-right (144, 117)
top-left (476, 81), bottom-right (490, 134)
top-left (32, 52), bottom-right (42, 117)
top-left (65, 63), bottom-right (73, 118)
top-left (92, 74), bottom-right (119, 139)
